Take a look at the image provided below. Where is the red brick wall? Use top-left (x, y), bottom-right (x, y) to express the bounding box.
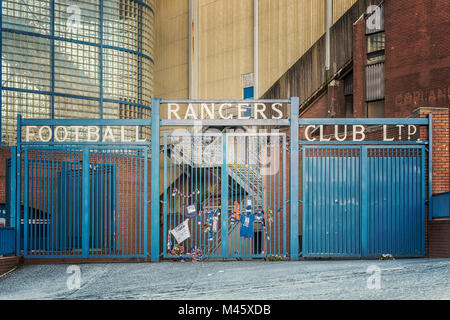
top-left (300, 93), bottom-right (328, 119)
top-left (385, 0), bottom-right (450, 117)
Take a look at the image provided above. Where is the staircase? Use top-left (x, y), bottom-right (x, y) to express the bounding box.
top-left (169, 133), bottom-right (263, 206)
top-left (226, 164), bottom-right (263, 207)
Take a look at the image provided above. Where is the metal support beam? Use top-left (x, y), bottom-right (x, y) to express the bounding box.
top-left (161, 119), bottom-right (290, 127)
top-left (289, 97), bottom-right (300, 260)
top-left (151, 98), bottom-right (161, 261)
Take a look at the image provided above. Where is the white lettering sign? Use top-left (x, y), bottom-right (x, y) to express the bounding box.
top-left (303, 125), bottom-right (419, 142)
top-left (167, 103), bottom-right (285, 120)
top-left (23, 126), bottom-right (148, 143)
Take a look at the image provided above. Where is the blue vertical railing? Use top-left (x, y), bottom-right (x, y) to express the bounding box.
top-left (298, 117), bottom-right (431, 258)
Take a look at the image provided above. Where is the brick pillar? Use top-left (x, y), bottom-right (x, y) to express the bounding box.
top-left (418, 107), bottom-right (450, 258)
top-left (353, 16), bottom-right (366, 118)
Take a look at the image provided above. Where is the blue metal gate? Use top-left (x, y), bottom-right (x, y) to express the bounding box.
top-left (365, 146), bottom-right (425, 257)
top-left (302, 147), bottom-right (361, 257)
top-left (162, 132), bottom-right (287, 259)
top-left (302, 145), bottom-right (426, 258)
top-left (18, 146), bottom-right (148, 258)
top-left (13, 117), bottom-right (151, 259)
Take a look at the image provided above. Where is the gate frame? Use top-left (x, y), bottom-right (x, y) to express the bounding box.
top-left (161, 131), bottom-right (288, 259)
top-left (153, 98), bottom-right (295, 261)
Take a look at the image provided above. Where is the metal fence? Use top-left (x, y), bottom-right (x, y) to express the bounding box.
top-left (302, 146), bottom-right (426, 258)
top-left (12, 117), bottom-right (151, 258)
top-left (5, 98), bottom-right (433, 261)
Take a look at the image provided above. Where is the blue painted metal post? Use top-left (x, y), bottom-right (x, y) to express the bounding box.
top-left (10, 146), bottom-right (16, 229)
top-left (151, 98), bottom-right (161, 261)
top-left (361, 146), bottom-right (368, 257)
top-left (428, 114), bottom-right (433, 220)
top-left (221, 132), bottom-right (229, 257)
top-left (81, 148), bottom-right (90, 258)
top-left (289, 97), bottom-right (299, 260)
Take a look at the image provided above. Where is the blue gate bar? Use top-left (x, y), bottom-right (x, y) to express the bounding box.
top-left (82, 148), bottom-right (90, 258)
top-left (19, 119), bottom-right (152, 126)
top-left (23, 150), bottom-right (28, 256)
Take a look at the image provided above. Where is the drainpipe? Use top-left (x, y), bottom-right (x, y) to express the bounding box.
top-left (189, 0), bottom-right (199, 101)
top-left (189, 0), bottom-right (199, 131)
